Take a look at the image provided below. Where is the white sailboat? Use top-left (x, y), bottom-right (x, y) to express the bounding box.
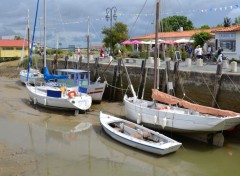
top-left (123, 0), bottom-right (240, 133)
top-left (48, 17), bottom-right (106, 103)
top-left (19, 8), bottom-right (43, 84)
top-left (25, 0), bottom-right (92, 113)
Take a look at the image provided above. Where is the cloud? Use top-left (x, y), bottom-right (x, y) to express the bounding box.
top-left (1, 0), bottom-right (240, 47)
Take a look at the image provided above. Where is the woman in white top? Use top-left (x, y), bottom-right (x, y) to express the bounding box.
top-left (195, 45), bottom-right (203, 59)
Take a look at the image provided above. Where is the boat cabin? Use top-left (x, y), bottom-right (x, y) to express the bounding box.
top-left (56, 69), bottom-right (90, 93)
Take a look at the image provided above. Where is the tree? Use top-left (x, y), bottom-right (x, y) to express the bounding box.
top-left (199, 25), bottom-right (210, 29)
top-left (191, 31), bottom-right (213, 47)
top-left (234, 16), bottom-right (240, 25)
top-left (102, 22), bottom-right (129, 53)
top-left (160, 15), bottom-right (194, 32)
top-left (223, 17), bottom-right (231, 27)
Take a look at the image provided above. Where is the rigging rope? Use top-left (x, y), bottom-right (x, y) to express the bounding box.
top-left (200, 72), bottom-right (221, 109)
top-left (129, 0), bottom-right (148, 37)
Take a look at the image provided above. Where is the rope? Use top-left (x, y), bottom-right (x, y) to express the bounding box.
top-left (106, 82), bottom-right (128, 91)
top-left (226, 74), bottom-right (240, 93)
top-left (200, 72), bottom-right (221, 109)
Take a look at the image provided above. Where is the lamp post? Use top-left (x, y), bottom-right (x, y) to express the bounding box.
top-left (105, 7), bottom-right (117, 56)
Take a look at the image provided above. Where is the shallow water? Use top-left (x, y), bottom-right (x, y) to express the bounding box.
top-left (0, 114), bottom-right (239, 176)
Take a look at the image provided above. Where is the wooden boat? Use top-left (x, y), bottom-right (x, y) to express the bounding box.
top-left (124, 90), bottom-right (240, 133)
top-left (100, 111), bottom-right (182, 155)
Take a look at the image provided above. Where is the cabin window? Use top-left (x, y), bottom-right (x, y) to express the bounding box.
top-left (220, 40), bottom-right (236, 52)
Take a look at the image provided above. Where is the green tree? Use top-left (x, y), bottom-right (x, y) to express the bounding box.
top-left (234, 16), bottom-right (240, 25)
top-left (223, 17), bottom-right (231, 27)
top-left (102, 22), bottom-right (129, 53)
top-left (199, 25), bottom-right (210, 29)
top-left (160, 15), bottom-right (194, 32)
top-left (191, 32), bottom-right (212, 47)
top-left (14, 36), bottom-right (22, 40)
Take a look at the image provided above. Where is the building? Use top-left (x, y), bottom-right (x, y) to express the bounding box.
top-left (132, 25), bottom-right (240, 60)
top-left (213, 25), bottom-right (240, 60)
top-left (0, 40), bottom-right (29, 58)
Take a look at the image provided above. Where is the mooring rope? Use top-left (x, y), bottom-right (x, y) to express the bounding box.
top-left (226, 74), bottom-right (240, 93)
top-left (200, 72), bottom-right (221, 109)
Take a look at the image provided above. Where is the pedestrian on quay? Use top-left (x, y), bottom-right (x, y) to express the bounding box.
top-left (217, 46), bottom-right (223, 64)
top-left (194, 45), bottom-right (203, 60)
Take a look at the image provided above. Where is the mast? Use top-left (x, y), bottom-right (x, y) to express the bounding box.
top-left (154, 0), bottom-right (160, 90)
top-left (87, 16), bottom-right (90, 71)
top-left (27, 9), bottom-right (30, 58)
top-left (43, 0), bottom-right (46, 67)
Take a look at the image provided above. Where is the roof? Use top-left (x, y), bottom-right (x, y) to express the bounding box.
top-left (0, 40), bottom-right (28, 47)
top-left (131, 26), bottom-right (240, 40)
top-left (211, 25), bottom-right (240, 32)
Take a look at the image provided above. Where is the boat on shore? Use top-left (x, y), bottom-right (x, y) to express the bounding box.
top-left (100, 111), bottom-right (182, 155)
top-left (20, 68), bottom-right (43, 84)
top-left (56, 69), bottom-right (106, 103)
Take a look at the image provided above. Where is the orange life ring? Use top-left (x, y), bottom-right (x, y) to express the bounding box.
top-left (67, 90), bottom-right (77, 99)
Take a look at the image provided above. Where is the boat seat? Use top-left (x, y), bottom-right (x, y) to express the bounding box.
top-left (130, 133), bottom-right (143, 140)
top-left (114, 127), bottom-right (123, 132)
top-left (125, 123), bottom-right (136, 129)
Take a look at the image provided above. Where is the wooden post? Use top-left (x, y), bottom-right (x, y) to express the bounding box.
top-left (93, 57), bottom-right (100, 82)
top-left (110, 58), bottom-right (122, 101)
top-left (137, 60), bottom-right (146, 99)
top-left (173, 60), bottom-right (180, 87)
top-left (162, 60), bottom-right (170, 92)
top-left (212, 64), bottom-right (222, 107)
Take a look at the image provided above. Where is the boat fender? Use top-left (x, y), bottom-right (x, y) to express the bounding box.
top-left (137, 113), bottom-right (141, 124)
top-left (154, 115), bottom-right (157, 125)
top-left (162, 117), bottom-right (167, 129)
top-left (68, 90), bottom-right (77, 99)
top-left (33, 97), bottom-right (37, 105)
top-left (60, 86), bottom-right (65, 94)
top-left (157, 106), bottom-right (170, 110)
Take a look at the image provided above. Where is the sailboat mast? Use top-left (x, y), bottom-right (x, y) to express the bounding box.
top-left (43, 0), bottom-right (46, 67)
top-left (87, 16), bottom-right (90, 70)
top-left (27, 9), bottom-right (30, 58)
top-left (154, 0), bottom-right (160, 90)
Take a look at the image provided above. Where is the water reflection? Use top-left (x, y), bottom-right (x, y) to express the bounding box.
top-left (0, 115), bottom-right (239, 176)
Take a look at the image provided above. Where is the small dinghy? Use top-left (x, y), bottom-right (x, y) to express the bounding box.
top-left (100, 111), bottom-right (182, 155)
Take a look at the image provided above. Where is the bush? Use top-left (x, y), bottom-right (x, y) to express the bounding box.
top-left (129, 51), bottom-right (140, 58)
top-left (19, 56), bottom-right (40, 69)
top-left (0, 57), bottom-right (19, 63)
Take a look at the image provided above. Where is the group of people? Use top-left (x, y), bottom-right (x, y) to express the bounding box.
top-left (186, 44), bottom-right (224, 64)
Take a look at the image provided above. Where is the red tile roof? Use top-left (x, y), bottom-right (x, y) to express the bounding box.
top-left (211, 25), bottom-right (240, 32)
top-left (0, 40), bottom-right (28, 47)
top-left (131, 27), bottom-right (238, 40)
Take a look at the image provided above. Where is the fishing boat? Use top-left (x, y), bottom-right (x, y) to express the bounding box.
top-left (54, 69), bottom-right (106, 103)
top-left (124, 0), bottom-right (240, 133)
top-left (100, 111), bottom-right (182, 155)
top-left (25, 0), bottom-right (92, 113)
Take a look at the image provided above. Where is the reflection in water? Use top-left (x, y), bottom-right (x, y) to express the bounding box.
top-left (0, 117), bottom-right (239, 176)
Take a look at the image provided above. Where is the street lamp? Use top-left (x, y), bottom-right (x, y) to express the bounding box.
top-left (105, 7), bottom-right (117, 56)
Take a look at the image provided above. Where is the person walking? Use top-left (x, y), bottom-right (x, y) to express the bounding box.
top-left (217, 47), bottom-right (223, 64)
top-left (194, 45), bottom-right (203, 59)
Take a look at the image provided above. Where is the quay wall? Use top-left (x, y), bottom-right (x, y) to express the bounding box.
top-left (42, 59), bottom-right (240, 113)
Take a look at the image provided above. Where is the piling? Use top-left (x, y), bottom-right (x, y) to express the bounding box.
top-left (212, 63), bottom-right (222, 108)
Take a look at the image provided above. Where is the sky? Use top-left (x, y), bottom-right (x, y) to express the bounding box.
top-left (0, 0), bottom-right (240, 48)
